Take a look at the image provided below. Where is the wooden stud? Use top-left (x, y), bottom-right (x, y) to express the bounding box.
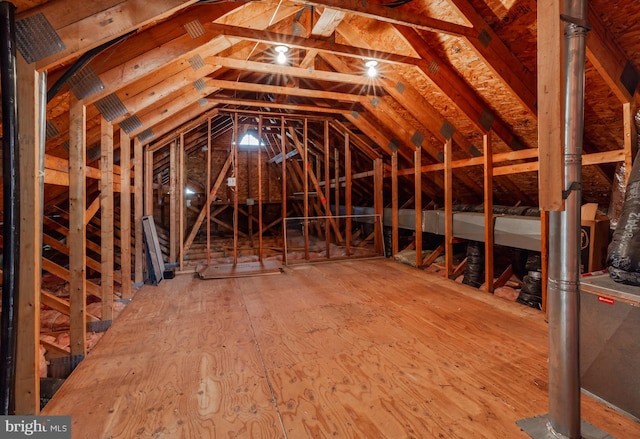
top-left (623, 102), bottom-right (637, 185)
top-left (414, 147), bottom-right (422, 268)
top-left (345, 132), bottom-right (352, 256)
top-left (281, 117), bottom-right (288, 264)
top-left (169, 140), bottom-right (178, 263)
top-left (541, 210), bottom-right (550, 315)
top-left (484, 133), bottom-right (494, 293)
top-left (15, 54), bottom-right (44, 414)
top-left (304, 118), bottom-right (310, 261)
top-left (207, 117), bottom-right (212, 263)
top-left (101, 118), bottom-right (114, 321)
top-left (134, 138), bottom-right (144, 285)
top-left (144, 149), bottom-right (154, 216)
top-left (233, 113), bottom-right (239, 265)
top-left (182, 153), bottom-right (232, 257)
top-left (120, 130), bottom-right (132, 300)
top-left (258, 116), bottom-right (264, 261)
top-left (537, 0), bottom-right (564, 211)
top-left (334, 147), bottom-right (340, 234)
top-left (68, 96), bottom-right (87, 357)
top-left (179, 133), bottom-right (185, 271)
top-left (324, 120), bottom-right (331, 258)
top-left (444, 139), bottom-right (453, 277)
top-left (392, 152), bottom-right (399, 256)
top-left (374, 158), bottom-right (383, 255)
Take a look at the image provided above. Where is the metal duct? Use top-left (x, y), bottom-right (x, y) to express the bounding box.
top-left (0, 1), bottom-right (19, 416)
top-left (547, 0), bottom-right (589, 437)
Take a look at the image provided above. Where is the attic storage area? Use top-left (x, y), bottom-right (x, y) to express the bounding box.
top-left (1, 0), bottom-right (640, 437)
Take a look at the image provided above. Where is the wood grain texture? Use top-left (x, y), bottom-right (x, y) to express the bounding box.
top-left (43, 260), bottom-right (640, 438)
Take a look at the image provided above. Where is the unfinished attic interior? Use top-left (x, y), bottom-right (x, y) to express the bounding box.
top-left (1, 0), bottom-right (640, 437)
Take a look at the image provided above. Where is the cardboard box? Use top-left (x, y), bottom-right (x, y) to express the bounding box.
top-left (580, 203), bottom-right (610, 273)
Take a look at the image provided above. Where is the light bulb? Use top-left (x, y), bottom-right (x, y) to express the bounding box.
top-left (275, 45), bottom-right (289, 65)
top-left (365, 60), bottom-right (378, 78)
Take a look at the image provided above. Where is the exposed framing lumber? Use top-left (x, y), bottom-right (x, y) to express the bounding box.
top-left (484, 133), bottom-right (494, 293)
top-left (134, 138), bottom-right (144, 284)
top-left (587, 4), bottom-right (639, 103)
top-left (281, 117), bottom-right (288, 264)
top-left (41, 291), bottom-right (99, 323)
top-left (445, 0), bottom-right (538, 115)
top-left (312, 7), bottom-right (346, 37)
top-left (537, 0), bottom-right (564, 211)
top-left (42, 259), bottom-right (101, 299)
top-left (298, 0), bottom-right (475, 36)
top-left (541, 210), bottom-right (550, 315)
top-left (169, 140), bottom-right (178, 262)
top-left (233, 113), bottom-right (239, 264)
top-left (304, 119), bottom-right (310, 260)
top-left (206, 118), bottom-right (212, 263)
top-left (414, 148), bottom-right (422, 268)
top-left (392, 152), bottom-right (399, 256)
top-left (179, 133), bottom-right (185, 271)
top-left (144, 148), bottom-right (154, 216)
top-left (182, 152), bottom-right (233, 257)
top-left (120, 130), bottom-right (132, 299)
top-left (68, 96), bottom-right (87, 357)
top-left (23, 0), bottom-right (200, 71)
top-left (345, 133), bottom-right (352, 256)
top-left (623, 102), bottom-right (637, 185)
top-left (15, 54), bottom-right (44, 415)
top-left (324, 120), bottom-right (331, 258)
top-left (444, 139), bottom-right (453, 277)
top-left (334, 147), bottom-right (340, 236)
top-left (101, 118), bottom-right (114, 321)
top-left (258, 116), bottom-right (264, 261)
top-left (374, 158), bottom-right (383, 255)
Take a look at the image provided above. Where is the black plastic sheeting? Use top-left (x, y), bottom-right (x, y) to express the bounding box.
top-left (607, 150), bottom-right (640, 285)
top-left (462, 241), bottom-right (484, 287)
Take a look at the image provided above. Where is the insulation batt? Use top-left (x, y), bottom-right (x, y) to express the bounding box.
top-left (607, 150), bottom-right (640, 285)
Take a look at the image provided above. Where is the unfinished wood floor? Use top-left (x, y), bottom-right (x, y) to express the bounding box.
top-left (42, 259), bottom-right (639, 438)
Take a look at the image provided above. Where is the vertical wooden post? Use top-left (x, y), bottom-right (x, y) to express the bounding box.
top-left (258, 116), bottom-right (264, 261)
top-left (134, 138), bottom-right (143, 285)
top-left (248, 149), bottom-right (253, 246)
top-left (414, 147), bottom-right (422, 268)
top-left (179, 133), bottom-right (185, 271)
top-left (69, 96), bottom-right (87, 357)
top-left (281, 116), bottom-right (288, 264)
top-left (100, 118), bottom-right (114, 321)
top-left (444, 139), bottom-right (453, 276)
top-left (374, 158), bottom-right (383, 254)
top-left (233, 114), bottom-right (239, 264)
top-left (484, 132), bottom-right (494, 292)
top-left (15, 54), bottom-right (44, 414)
top-left (324, 120), bottom-right (331, 258)
top-left (537, 0), bottom-right (564, 211)
top-left (169, 140), bottom-right (177, 263)
top-left (207, 118), bottom-right (212, 264)
top-left (345, 132), bottom-right (352, 256)
top-left (120, 130), bottom-right (132, 299)
top-left (541, 210), bottom-right (550, 315)
top-left (623, 102), bottom-right (637, 185)
top-left (303, 118), bottom-right (310, 260)
top-left (391, 151), bottom-right (399, 256)
top-left (334, 147), bottom-right (340, 233)
top-left (144, 148), bottom-right (154, 217)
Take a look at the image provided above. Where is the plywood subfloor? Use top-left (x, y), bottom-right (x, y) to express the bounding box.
top-left (196, 260), bottom-right (283, 279)
top-left (42, 259), bottom-right (640, 438)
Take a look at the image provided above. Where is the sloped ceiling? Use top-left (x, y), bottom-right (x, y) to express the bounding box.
top-left (4, 0), bottom-right (640, 210)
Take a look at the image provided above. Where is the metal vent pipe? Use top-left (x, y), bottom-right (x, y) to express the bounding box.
top-left (547, 0), bottom-right (589, 437)
top-left (0, 0), bottom-right (20, 416)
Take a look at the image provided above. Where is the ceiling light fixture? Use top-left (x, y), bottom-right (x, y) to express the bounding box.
top-left (365, 60), bottom-right (378, 78)
top-left (275, 45), bottom-right (289, 64)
